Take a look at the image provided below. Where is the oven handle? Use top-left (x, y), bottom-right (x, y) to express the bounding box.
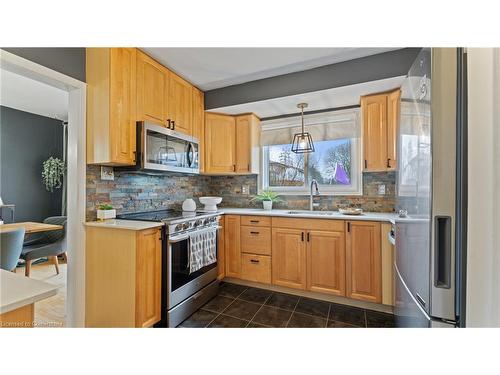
top-left (168, 234), bottom-right (190, 244)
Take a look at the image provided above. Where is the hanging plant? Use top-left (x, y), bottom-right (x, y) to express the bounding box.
top-left (42, 157), bottom-right (66, 192)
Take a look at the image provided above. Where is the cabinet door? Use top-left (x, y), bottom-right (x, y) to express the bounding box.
top-left (169, 73), bottom-right (193, 135)
top-left (109, 48), bottom-right (137, 165)
top-left (224, 215), bottom-right (241, 278)
top-left (192, 87), bottom-right (205, 172)
top-left (217, 216), bottom-right (225, 280)
top-left (205, 113), bottom-right (236, 173)
top-left (135, 228), bottom-right (162, 328)
top-left (307, 230), bottom-right (346, 296)
top-left (272, 228), bottom-right (307, 289)
top-left (346, 221), bottom-right (382, 303)
top-left (387, 89), bottom-right (400, 170)
top-left (136, 51), bottom-right (168, 125)
top-left (362, 94), bottom-right (388, 171)
top-left (235, 115), bottom-right (251, 173)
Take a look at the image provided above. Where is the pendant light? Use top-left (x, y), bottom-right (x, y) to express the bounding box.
top-left (291, 103), bottom-right (315, 154)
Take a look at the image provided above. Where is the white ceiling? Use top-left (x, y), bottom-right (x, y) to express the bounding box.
top-left (142, 48), bottom-right (398, 90)
top-left (0, 68), bottom-right (68, 121)
top-left (207, 76), bottom-right (405, 119)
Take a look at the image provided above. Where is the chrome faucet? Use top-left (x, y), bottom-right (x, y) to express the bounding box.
top-left (309, 179), bottom-right (320, 211)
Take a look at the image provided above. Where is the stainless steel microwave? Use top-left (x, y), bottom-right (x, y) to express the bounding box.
top-left (134, 122), bottom-right (199, 174)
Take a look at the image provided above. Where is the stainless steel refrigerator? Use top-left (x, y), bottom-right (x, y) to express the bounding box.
top-left (394, 48), bottom-right (467, 327)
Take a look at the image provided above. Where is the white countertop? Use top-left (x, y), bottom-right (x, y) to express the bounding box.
top-left (0, 270), bottom-right (58, 314)
top-left (84, 219), bottom-right (164, 231)
top-left (218, 207), bottom-right (398, 222)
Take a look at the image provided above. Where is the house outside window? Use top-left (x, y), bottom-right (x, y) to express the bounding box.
top-left (260, 108), bottom-right (362, 195)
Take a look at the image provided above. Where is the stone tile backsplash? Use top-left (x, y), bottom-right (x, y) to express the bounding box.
top-left (86, 166), bottom-right (396, 220)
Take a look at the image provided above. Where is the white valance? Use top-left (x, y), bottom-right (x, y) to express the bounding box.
top-left (261, 108), bottom-right (360, 146)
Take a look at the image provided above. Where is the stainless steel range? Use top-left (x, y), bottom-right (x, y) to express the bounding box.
top-left (117, 209), bottom-right (221, 327)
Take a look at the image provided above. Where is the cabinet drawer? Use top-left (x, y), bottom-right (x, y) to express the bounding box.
top-left (240, 254), bottom-right (271, 284)
top-left (272, 217), bottom-right (344, 232)
top-left (240, 216), bottom-right (271, 227)
top-left (240, 226), bottom-right (271, 255)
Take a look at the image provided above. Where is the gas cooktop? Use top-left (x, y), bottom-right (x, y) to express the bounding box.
top-left (117, 209), bottom-right (218, 223)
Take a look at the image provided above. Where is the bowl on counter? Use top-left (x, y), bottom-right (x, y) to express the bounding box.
top-left (338, 208), bottom-right (363, 215)
top-left (199, 197), bottom-right (222, 212)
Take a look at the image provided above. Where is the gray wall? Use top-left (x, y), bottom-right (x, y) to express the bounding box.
top-left (0, 106), bottom-right (64, 222)
top-left (2, 48), bottom-right (86, 82)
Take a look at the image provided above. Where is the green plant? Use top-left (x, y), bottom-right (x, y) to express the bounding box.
top-left (98, 204), bottom-right (114, 210)
top-left (42, 157), bottom-right (66, 192)
top-left (251, 189), bottom-right (282, 203)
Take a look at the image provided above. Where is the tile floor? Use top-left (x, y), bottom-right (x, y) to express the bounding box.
top-left (178, 282), bottom-right (395, 328)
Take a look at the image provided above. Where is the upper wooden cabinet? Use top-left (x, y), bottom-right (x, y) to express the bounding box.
top-left (272, 227), bottom-right (307, 290)
top-left (86, 48), bottom-right (137, 165)
top-left (192, 87), bottom-right (205, 172)
top-left (225, 215), bottom-right (241, 278)
top-left (204, 112), bottom-right (260, 175)
top-left (235, 114), bottom-right (260, 174)
top-left (307, 230), bottom-right (346, 296)
top-left (346, 221), bottom-right (382, 303)
top-left (168, 72), bottom-right (193, 135)
top-left (205, 113), bottom-right (236, 173)
top-left (361, 89), bottom-right (400, 171)
top-left (136, 50), bottom-right (169, 126)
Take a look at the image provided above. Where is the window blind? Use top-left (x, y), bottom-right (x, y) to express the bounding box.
top-left (261, 108), bottom-right (360, 146)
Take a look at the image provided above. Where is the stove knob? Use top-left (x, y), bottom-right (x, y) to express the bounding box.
top-left (204, 218), bottom-right (210, 225)
top-left (194, 219), bottom-right (202, 227)
top-left (175, 224), bottom-right (183, 232)
top-left (183, 223), bottom-right (190, 230)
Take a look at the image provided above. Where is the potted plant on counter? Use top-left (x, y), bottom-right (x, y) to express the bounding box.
top-left (251, 190), bottom-right (282, 210)
top-left (97, 204), bottom-right (116, 221)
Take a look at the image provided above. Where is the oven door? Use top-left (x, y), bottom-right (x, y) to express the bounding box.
top-left (167, 232), bottom-right (218, 309)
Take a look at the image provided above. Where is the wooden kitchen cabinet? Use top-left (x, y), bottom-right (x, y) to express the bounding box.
top-left (345, 221), bottom-right (382, 303)
top-left (192, 87), bottom-right (205, 172)
top-left (136, 50), bottom-right (169, 126)
top-left (86, 48), bottom-right (137, 165)
top-left (224, 215), bottom-right (241, 278)
top-left (235, 114), bottom-right (260, 174)
top-left (85, 225), bottom-right (162, 327)
top-left (241, 253), bottom-right (271, 284)
top-left (168, 72), bottom-right (193, 135)
top-left (272, 228), bottom-right (307, 290)
top-left (205, 113), bottom-right (236, 173)
top-left (307, 230), bottom-right (346, 296)
top-left (361, 89), bottom-right (400, 171)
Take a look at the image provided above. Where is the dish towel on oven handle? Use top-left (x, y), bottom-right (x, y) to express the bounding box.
top-left (188, 226), bottom-right (218, 274)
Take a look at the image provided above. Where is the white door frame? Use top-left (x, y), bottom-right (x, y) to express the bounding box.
top-left (0, 50), bottom-right (87, 327)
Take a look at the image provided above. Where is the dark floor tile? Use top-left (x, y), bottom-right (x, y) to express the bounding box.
top-left (327, 320), bottom-right (362, 328)
top-left (202, 295), bottom-right (234, 313)
top-left (222, 299), bottom-right (261, 321)
top-left (218, 282), bottom-right (248, 298)
top-left (207, 314), bottom-right (249, 328)
top-left (238, 287), bottom-right (273, 304)
top-left (287, 312), bottom-right (327, 328)
top-left (295, 297), bottom-right (330, 318)
top-left (247, 322), bottom-right (271, 328)
top-left (366, 310), bottom-right (396, 328)
top-left (178, 309), bottom-right (218, 328)
top-left (252, 306), bottom-right (292, 328)
top-left (329, 303), bottom-right (366, 326)
top-left (265, 292), bottom-right (299, 311)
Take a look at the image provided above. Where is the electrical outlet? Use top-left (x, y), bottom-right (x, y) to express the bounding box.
top-left (378, 184), bottom-right (386, 195)
top-left (101, 166), bottom-right (114, 181)
top-left (241, 185), bottom-right (250, 195)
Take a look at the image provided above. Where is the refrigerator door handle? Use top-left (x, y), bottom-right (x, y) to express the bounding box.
top-left (434, 216), bottom-right (452, 289)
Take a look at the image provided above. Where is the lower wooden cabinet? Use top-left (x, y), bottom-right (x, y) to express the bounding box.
top-left (224, 215), bottom-right (241, 278)
top-left (346, 221), bottom-right (382, 303)
top-left (85, 226), bottom-right (162, 327)
top-left (307, 230), bottom-right (346, 296)
top-left (272, 228), bottom-right (307, 290)
top-left (241, 254), bottom-right (271, 284)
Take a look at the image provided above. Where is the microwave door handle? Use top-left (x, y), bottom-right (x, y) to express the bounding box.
top-left (186, 142), bottom-right (194, 167)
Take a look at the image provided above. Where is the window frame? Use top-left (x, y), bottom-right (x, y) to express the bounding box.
top-left (260, 137), bottom-right (362, 196)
